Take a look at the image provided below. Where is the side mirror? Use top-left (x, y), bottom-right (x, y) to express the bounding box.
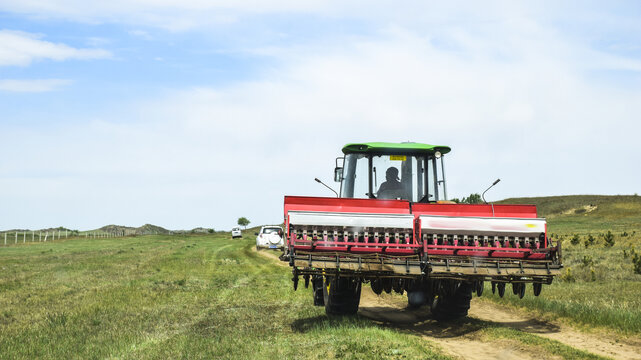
top-left (278, 229), bottom-right (284, 236)
top-left (254, 232), bottom-right (258, 236)
top-left (334, 167), bottom-right (343, 182)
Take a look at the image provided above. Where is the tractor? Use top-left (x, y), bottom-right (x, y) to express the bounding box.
top-left (281, 142), bottom-right (562, 319)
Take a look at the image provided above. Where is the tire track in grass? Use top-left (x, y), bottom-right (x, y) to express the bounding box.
top-left (252, 247), bottom-right (288, 267)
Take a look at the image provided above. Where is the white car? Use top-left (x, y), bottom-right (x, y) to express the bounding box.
top-left (255, 226), bottom-right (284, 250)
top-left (231, 227), bottom-right (242, 239)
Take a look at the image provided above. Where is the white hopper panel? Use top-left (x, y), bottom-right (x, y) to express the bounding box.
top-left (289, 211), bottom-right (414, 229)
top-left (419, 215), bottom-right (545, 236)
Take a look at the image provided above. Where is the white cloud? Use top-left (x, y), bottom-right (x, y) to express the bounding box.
top-left (0, 78), bottom-right (72, 92)
top-left (128, 29), bottom-right (153, 40)
top-left (0, 30), bottom-right (111, 66)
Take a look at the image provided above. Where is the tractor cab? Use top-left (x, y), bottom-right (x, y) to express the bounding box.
top-left (334, 142), bottom-right (451, 203)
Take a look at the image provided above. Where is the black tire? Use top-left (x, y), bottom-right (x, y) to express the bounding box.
top-left (497, 283), bottom-right (506, 298)
top-left (430, 281), bottom-right (473, 321)
top-left (323, 276), bottom-right (361, 316)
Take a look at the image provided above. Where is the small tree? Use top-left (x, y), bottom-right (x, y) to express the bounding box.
top-left (237, 217), bottom-right (250, 229)
top-left (603, 231), bottom-right (615, 248)
top-left (462, 193), bottom-right (483, 204)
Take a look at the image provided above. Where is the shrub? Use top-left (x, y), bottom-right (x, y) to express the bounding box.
top-left (581, 255), bottom-right (594, 267)
top-left (560, 267), bottom-right (575, 282)
top-left (584, 239), bottom-right (590, 249)
top-left (603, 231), bottom-right (615, 248)
top-left (570, 234), bottom-right (580, 246)
top-left (588, 234), bottom-right (596, 245)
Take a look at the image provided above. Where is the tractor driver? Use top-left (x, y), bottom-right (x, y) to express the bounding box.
top-left (377, 167), bottom-right (405, 199)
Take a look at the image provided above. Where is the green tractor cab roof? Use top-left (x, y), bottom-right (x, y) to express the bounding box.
top-left (342, 142), bottom-right (451, 156)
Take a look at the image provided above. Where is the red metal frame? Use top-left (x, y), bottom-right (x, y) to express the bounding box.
top-left (285, 196), bottom-right (552, 260)
top-left (284, 196), bottom-right (411, 216)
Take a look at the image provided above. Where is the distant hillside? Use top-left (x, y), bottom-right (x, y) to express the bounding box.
top-left (497, 195), bottom-right (641, 234)
top-left (99, 224), bottom-right (171, 235)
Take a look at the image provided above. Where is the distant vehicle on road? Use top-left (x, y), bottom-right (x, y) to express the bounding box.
top-left (255, 226), bottom-right (284, 250)
top-left (231, 227), bottom-right (242, 239)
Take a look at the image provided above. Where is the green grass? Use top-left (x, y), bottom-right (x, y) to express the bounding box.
top-left (0, 235), bottom-right (450, 359)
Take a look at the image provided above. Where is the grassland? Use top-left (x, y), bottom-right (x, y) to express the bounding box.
top-left (0, 233), bottom-right (450, 359)
top-left (490, 195), bottom-right (641, 334)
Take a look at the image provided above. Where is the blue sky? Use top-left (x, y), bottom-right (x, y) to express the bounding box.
top-left (1, 1), bottom-right (641, 231)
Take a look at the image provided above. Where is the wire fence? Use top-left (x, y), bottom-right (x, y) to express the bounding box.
top-left (1, 230), bottom-right (123, 246)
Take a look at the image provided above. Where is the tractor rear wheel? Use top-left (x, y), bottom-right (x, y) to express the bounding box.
top-left (323, 276), bottom-right (361, 316)
top-left (430, 281), bottom-right (473, 321)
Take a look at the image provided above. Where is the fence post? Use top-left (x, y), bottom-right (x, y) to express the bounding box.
top-left (44, 232), bottom-right (48, 242)
top-left (15, 232), bottom-right (18, 244)
top-left (4, 233), bottom-right (6, 246)
top-left (39, 232), bottom-right (42, 241)
top-left (32, 232), bottom-right (34, 242)
top-left (23, 232), bottom-right (26, 243)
